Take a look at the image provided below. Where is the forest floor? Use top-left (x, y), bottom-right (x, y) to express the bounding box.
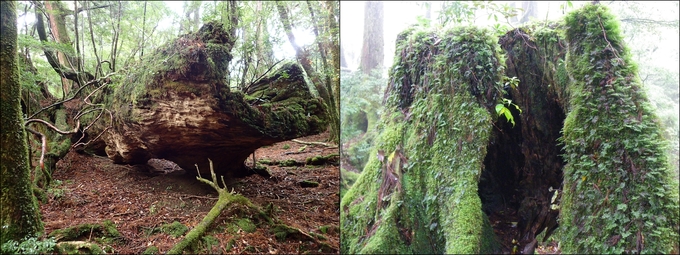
top-left (488, 204), bottom-right (561, 254)
top-left (40, 131), bottom-right (339, 254)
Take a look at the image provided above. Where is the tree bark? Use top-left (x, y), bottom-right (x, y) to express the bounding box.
top-left (359, 1), bottom-right (384, 75)
top-left (519, 1), bottom-right (538, 24)
top-left (44, 0), bottom-right (76, 96)
top-left (1, 0), bottom-right (44, 243)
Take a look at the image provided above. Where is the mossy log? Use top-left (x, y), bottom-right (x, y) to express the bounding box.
top-left (167, 160), bottom-right (254, 254)
top-left (341, 4), bottom-right (679, 254)
top-left (86, 22), bottom-right (326, 176)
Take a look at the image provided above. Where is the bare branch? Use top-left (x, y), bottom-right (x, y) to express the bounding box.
top-left (75, 3), bottom-right (112, 14)
top-left (25, 118), bottom-right (80, 135)
top-left (27, 72), bottom-right (115, 119)
top-left (244, 58), bottom-right (285, 94)
top-left (26, 128), bottom-right (47, 170)
top-left (619, 18), bottom-right (679, 28)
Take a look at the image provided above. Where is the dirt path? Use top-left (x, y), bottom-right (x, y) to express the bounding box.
top-left (41, 132), bottom-right (339, 254)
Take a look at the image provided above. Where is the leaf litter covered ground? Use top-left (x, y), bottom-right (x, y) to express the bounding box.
top-left (41, 131), bottom-right (339, 254)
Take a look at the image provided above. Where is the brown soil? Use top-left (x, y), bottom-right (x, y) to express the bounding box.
top-left (40, 131), bottom-right (339, 254)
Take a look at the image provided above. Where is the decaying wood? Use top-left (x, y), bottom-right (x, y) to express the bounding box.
top-left (85, 21), bottom-right (327, 176)
top-left (291, 139), bottom-right (337, 148)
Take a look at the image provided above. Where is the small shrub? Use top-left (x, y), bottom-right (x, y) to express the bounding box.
top-left (1, 237), bottom-right (56, 254)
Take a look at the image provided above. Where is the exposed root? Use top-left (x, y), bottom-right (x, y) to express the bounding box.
top-left (166, 159), bottom-right (252, 254)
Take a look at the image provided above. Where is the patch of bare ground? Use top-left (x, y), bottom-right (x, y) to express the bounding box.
top-left (41, 131), bottom-right (339, 254)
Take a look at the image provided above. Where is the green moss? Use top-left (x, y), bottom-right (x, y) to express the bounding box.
top-left (299, 180), bottom-right (319, 188)
top-left (141, 246), bottom-right (158, 255)
top-left (270, 224), bottom-right (298, 242)
top-left (557, 4), bottom-right (680, 253)
top-left (318, 225), bottom-right (329, 234)
top-left (278, 159), bottom-right (298, 167)
top-left (340, 169), bottom-right (360, 198)
top-left (342, 24), bottom-right (502, 254)
top-left (160, 221), bottom-right (188, 238)
top-left (235, 218), bottom-right (256, 233)
top-left (190, 235), bottom-right (220, 253)
top-left (257, 159), bottom-right (274, 165)
top-left (48, 220), bottom-right (120, 242)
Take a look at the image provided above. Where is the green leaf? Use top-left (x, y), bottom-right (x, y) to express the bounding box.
top-left (503, 111), bottom-right (515, 126)
top-left (495, 104), bottom-right (504, 115)
top-left (617, 203), bottom-right (628, 211)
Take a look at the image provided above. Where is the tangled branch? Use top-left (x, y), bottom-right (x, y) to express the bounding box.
top-left (23, 72), bottom-right (116, 168)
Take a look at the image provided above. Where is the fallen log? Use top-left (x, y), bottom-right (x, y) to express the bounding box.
top-left (87, 21), bottom-right (326, 176)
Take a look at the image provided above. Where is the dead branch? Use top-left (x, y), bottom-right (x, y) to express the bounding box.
top-left (291, 139), bottom-right (337, 148)
top-left (27, 71), bottom-right (115, 119)
top-left (26, 128), bottom-right (46, 170)
top-left (24, 118), bottom-right (80, 135)
top-left (244, 59), bottom-right (285, 94)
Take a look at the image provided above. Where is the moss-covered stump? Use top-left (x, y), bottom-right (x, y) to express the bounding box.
top-left (341, 3), bottom-right (679, 254)
top-left (557, 5), bottom-right (679, 253)
top-left (94, 21), bottom-right (326, 176)
top-left (341, 25), bottom-right (504, 254)
top-left (493, 24), bottom-right (568, 251)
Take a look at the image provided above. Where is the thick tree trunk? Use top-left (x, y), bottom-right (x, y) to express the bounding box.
top-left (88, 22), bottom-right (326, 177)
top-left (0, 1), bottom-right (44, 243)
top-left (341, 4), bottom-right (679, 254)
top-left (44, 0), bottom-right (76, 97)
top-left (359, 1), bottom-right (384, 75)
top-left (341, 25), bottom-right (503, 254)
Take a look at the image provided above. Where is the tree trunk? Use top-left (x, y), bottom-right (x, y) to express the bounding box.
top-left (341, 4), bottom-right (679, 254)
top-left (343, 1), bottom-right (385, 171)
top-left (519, 1), bottom-right (538, 24)
top-left (359, 1), bottom-right (384, 75)
top-left (1, 0), bottom-right (44, 243)
top-left (340, 46), bottom-right (348, 69)
top-left (86, 22), bottom-right (327, 178)
top-left (44, 0), bottom-right (76, 97)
